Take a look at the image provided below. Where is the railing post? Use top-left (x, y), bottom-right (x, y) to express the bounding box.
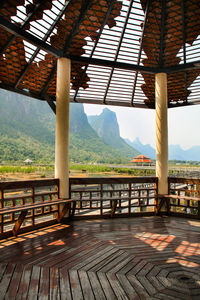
top-left (155, 73), bottom-right (168, 212)
top-left (55, 58), bottom-right (71, 204)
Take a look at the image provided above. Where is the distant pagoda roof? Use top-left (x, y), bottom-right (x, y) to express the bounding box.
top-left (130, 155), bottom-right (152, 163)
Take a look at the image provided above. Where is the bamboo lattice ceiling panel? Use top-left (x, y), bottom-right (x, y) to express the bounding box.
top-left (0, 0), bottom-right (200, 108)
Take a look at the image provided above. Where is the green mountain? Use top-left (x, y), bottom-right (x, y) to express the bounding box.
top-left (88, 108), bottom-right (139, 159)
top-left (69, 103), bottom-right (133, 163)
top-left (0, 89), bottom-right (55, 163)
top-left (0, 89), bottom-right (134, 164)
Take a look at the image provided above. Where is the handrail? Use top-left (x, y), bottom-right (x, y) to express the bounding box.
top-left (69, 176), bottom-right (158, 219)
top-left (167, 177), bottom-right (200, 219)
top-left (0, 178), bottom-right (61, 238)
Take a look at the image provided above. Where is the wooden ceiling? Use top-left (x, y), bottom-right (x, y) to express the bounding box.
top-left (0, 0), bottom-right (200, 109)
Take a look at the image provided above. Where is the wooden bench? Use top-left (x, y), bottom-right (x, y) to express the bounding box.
top-left (156, 194), bottom-right (200, 216)
top-left (0, 198), bottom-right (77, 236)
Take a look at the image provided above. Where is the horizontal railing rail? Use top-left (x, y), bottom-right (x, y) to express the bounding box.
top-left (0, 178), bottom-right (61, 237)
top-left (69, 177), bottom-right (158, 218)
top-left (2, 176), bottom-right (200, 238)
top-left (168, 177), bottom-right (200, 218)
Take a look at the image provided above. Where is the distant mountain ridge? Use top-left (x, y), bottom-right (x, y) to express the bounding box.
top-left (0, 89), bottom-right (136, 163)
top-left (126, 137), bottom-right (156, 159)
top-left (1, 88), bottom-right (200, 163)
top-left (126, 137), bottom-right (200, 162)
top-left (88, 108), bottom-right (139, 159)
top-left (69, 103), bottom-right (135, 163)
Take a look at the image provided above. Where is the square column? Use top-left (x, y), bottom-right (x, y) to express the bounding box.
top-left (155, 72), bottom-right (168, 195)
top-left (55, 58), bottom-right (71, 199)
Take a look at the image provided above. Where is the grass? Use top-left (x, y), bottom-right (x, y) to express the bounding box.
top-left (70, 163), bottom-right (155, 176)
top-left (0, 163), bottom-right (156, 178)
top-left (0, 165), bottom-right (54, 174)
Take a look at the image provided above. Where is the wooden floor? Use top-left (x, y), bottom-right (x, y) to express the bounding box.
top-left (0, 216), bottom-right (200, 299)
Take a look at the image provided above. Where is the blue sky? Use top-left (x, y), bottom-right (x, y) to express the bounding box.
top-left (84, 103), bottom-right (200, 150)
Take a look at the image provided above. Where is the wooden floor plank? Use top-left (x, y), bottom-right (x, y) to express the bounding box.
top-left (81, 247), bottom-right (118, 272)
top-left (43, 238), bottom-right (104, 268)
top-left (16, 264), bottom-right (32, 300)
top-left (38, 267), bottom-right (49, 300)
top-left (136, 275), bottom-right (157, 296)
top-left (0, 263), bottom-right (16, 298)
top-left (89, 249), bottom-right (125, 273)
top-left (0, 217), bottom-right (199, 300)
top-left (59, 268), bottom-right (72, 300)
top-left (127, 275), bottom-right (150, 299)
top-left (116, 273), bottom-right (140, 300)
top-left (49, 267), bottom-right (60, 300)
top-left (26, 265), bottom-right (41, 300)
top-left (87, 271), bottom-right (106, 300)
top-left (97, 272), bottom-right (117, 299)
top-left (5, 263), bottom-right (24, 300)
top-left (120, 257), bottom-right (142, 275)
top-left (72, 245), bottom-right (115, 271)
top-left (69, 269), bottom-right (83, 300)
top-left (106, 272), bottom-right (129, 300)
top-left (107, 256), bottom-right (135, 275)
top-left (78, 270), bottom-right (95, 300)
top-left (0, 262), bottom-right (7, 282)
top-left (98, 251), bottom-right (130, 274)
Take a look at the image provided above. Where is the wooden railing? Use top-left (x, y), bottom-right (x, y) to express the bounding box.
top-left (168, 177), bottom-right (200, 218)
top-left (69, 177), bottom-right (158, 218)
top-left (2, 176), bottom-right (200, 238)
top-left (0, 179), bottom-right (60, 237)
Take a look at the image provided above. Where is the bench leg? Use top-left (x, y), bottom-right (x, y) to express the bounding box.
top-left (57, 203), bottom-right (71, 222)
top-left (71, 201), bottom-right (76, 217)
top-left (156, 197), bottom-right (168, 215)
top-left (111, 200), bottom-right (117, 217)
top-left (13, 210), bottom-right (28, 236)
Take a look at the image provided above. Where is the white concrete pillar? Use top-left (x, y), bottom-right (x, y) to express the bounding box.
top-left (155, 72), bottom-right (168, 195)
top-left (55, 58), bottom-right (71, 199)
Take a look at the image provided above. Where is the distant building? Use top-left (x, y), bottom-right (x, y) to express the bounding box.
top-left (24, 158), bottom-right (33, 165)
top-left (130, 155), bottom-right (153, 166)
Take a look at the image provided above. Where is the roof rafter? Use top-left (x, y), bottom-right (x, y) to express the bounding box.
top-left (131, 0), bottom-right (151, 105)
top-left (0, 16), bottom-right (62, 57)
top-left (14, 0), bottom-right (71, 88)
top-left (158, 0), bottom-right (166, 67)
top-left (181, 0), bottom-right (188, 103)
top-left (62, 0), bottom-right (93, 54)
top-left (0, 0), bottom-right (47, 56)
top-left (73, 0), bottom-right (117, 102)
top-left (103, 0), bottom-right (135, 104)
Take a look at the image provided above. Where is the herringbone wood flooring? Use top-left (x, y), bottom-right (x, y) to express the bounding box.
top-left (0, 216), bottom-right (199, 299)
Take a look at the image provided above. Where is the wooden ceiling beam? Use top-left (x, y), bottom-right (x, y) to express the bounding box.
top-left (0, 16), bottom-right (62, 58)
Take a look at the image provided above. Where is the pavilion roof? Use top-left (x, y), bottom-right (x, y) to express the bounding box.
top-left (130, 154), bottom-right (152, 163)
top-left (0, 0), bottom-right (200, 109)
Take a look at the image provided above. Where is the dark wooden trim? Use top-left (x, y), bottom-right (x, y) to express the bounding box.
top-left (0, 0), bottom-right (47, 56)
top-left (158, 0), bottom-right (166, 67)
top-left (47, 100), bottom-right (56, 114)
top-left (0, 17), bottom-right (62, 58)
top-left (0, 178), bottom-right (59, 190)
top-left (169, 177), bottom-right (200, 184)
top-left (0, 198), bottom-right (74, 215)
top-left (67, 55), bottom-right (157, 74)
top-left (71, 211), bottom-right (155, 220)
top-left (69, 177), bottom-right (158, 185)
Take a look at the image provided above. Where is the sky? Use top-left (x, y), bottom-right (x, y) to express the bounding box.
top-left (84, 103), bottom-right (200, 150)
